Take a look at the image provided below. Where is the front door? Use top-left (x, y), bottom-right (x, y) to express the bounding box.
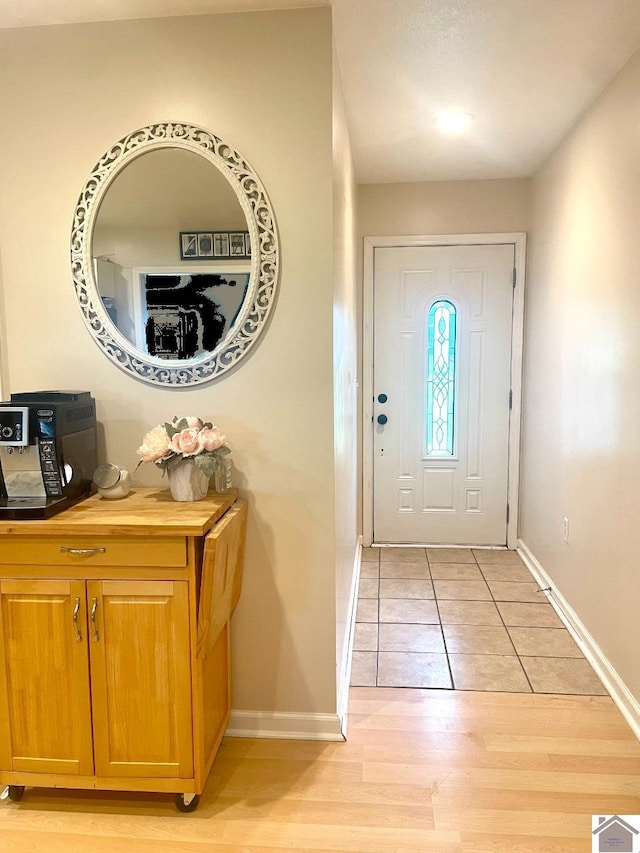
top-left (373, 243), bottom-right (515, 545)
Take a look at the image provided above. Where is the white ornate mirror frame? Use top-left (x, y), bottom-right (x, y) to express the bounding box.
top-left (70, 122), bottom-right (279, 386)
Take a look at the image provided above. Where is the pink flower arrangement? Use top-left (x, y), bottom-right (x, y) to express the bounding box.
top-left (136, 416), bottom-right (230, 478)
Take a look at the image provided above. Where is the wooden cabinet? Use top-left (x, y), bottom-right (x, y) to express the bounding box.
top-left (0, 489), bottom-right (246, 809)
top-left (88, 580), bottom-right (193, 780)
top-left (0, 579), bottom-right (94, 776)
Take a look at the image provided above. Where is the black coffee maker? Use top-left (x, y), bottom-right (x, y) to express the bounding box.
top-left (0, 391), bottom-right (97, 519)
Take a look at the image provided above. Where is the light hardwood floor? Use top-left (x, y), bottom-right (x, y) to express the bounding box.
top-left (1, 687), bottom-right (639, 851)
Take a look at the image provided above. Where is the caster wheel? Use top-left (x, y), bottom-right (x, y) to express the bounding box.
top-left (174, 793), bottom-right (200, 813)
top-left (8, 786), bottom-right (24, 802)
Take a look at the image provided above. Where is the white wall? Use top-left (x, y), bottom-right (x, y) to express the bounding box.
top-left (0, 9), bottom-right (345, 721)
top-left (0, 243), bottom-right (8, 400)
top-left (358, 178), bottom-right (530, 237)
top-left (522, 48), bottom-right (640, 703)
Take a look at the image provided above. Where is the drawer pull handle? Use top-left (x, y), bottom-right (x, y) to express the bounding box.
top-left (90, 597), bottom-right (99, 642)
top-left (72, 597), bottom-right (82, 642)
top-left (60, 547), bottom-right (106, 556)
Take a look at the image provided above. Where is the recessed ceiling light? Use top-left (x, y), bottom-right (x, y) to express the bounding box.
top-left (435, 110), bottom-right (474, 135)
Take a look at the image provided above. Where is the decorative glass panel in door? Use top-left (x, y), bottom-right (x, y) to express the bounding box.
top-left (426, 299), bottom-right (457, 457)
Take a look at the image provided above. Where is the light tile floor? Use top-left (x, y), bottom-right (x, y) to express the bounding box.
top-left (351, 547), bottom-right (608, 695)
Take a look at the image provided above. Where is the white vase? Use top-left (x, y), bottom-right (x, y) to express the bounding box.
top-left (166, 458), bottom-right (210, 502)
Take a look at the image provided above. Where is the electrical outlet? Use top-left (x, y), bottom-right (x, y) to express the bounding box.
top-left (563, 517), bottom-right (570, 543)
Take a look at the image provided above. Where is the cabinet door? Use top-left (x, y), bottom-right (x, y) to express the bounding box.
top-left (88, 580), bottom-right (193, 779)
top-left (0, 579), bottom-right (94, 775)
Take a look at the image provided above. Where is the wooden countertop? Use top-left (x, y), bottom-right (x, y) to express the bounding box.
top-left (0, 488), bottom-right (238, 537)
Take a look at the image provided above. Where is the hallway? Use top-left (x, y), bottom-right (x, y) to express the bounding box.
top-left (351, 547), bottom-right (607, 695)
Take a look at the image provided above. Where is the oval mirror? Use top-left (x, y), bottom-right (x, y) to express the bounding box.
top-left (70, 122), bottom-right (279, 385)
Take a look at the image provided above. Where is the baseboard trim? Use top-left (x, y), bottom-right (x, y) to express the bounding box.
top-left (517, 539), bottom-right (640, 741)
top-left (226, 539), bottom-right (361, 744)
top-left (226, 710), bottom-right (344, 741)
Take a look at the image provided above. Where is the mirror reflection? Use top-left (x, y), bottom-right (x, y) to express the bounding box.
top-left (92, 148), bottom-right (251, 360)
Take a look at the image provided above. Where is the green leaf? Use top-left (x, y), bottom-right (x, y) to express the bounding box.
top-left (195, 455), bottom-right (217, 478)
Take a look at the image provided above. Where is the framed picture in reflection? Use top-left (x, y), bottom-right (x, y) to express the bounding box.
top-left (179, 230), bottom-right (250, 260)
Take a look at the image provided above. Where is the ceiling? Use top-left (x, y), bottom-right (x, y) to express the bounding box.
top-left (3, 0), bottom-right (640, 183)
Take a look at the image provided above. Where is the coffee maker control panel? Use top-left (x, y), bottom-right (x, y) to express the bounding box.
top-left (0, 407), bottom-right (29, 446)
top-left (35, 409), bottom-right (63, 496)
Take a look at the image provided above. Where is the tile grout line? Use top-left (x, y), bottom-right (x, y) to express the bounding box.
top-left (427, 551), bottom-right (455, 691)
top-left (476, 556), bottom-right (535, 694)
top-left (358, 547), bottom-right (601, 694)
top-left (476, 554), bottom-right (597, 691)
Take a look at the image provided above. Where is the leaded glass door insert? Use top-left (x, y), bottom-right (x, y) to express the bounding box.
top-left (427, 300), bottom-right (457, 456)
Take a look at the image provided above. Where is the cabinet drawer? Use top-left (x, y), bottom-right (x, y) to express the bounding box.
top-left (0, 537), bottom-right (187, 568)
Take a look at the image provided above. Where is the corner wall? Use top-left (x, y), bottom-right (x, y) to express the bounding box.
top-left (332, 43), bottom-right (358, 721)
top-left (521, 47), bottom-right (640, 705)
top-left (0, 9), bottom-right (339, 725)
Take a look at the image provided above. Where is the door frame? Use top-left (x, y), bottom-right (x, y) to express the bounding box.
top-left (363, 232), bottom-right (527, 549)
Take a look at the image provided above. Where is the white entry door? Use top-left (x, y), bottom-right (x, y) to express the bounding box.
top-left (373, 243), bottom-right (515, 545)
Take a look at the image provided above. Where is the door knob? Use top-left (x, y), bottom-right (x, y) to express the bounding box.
top-left (377, 414), bottom-right (388, 425)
